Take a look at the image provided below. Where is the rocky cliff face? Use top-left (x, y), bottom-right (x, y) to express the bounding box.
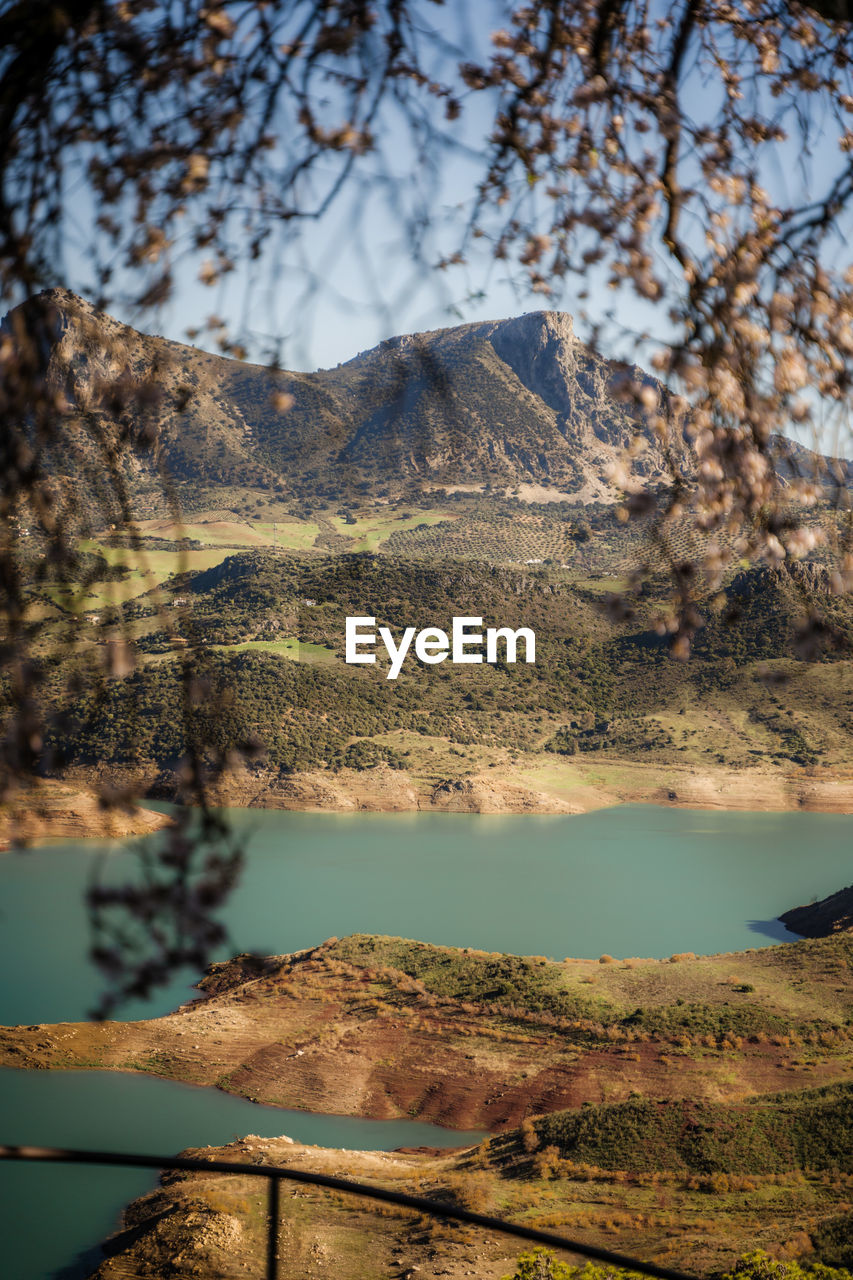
top-left (331, 309), bottom-right (692, 499)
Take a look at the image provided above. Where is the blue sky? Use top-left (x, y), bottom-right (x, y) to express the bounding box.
top-left (61, 0), bottom-right (852, 415)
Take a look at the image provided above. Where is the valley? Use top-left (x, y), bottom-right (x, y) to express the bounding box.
top-left (2, 291), bottom-right (853, 1280)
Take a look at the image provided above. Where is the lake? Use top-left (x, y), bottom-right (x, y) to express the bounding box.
top-left (1, 803), bottom-right (852, 1277)
top-left (0, 1068), bottom-right (485, 1280)
top-left (1, 805), bottom-right (851, 1026)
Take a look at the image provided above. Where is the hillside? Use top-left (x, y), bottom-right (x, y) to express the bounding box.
top-left (5, 288), bottom-right (842, 512)
top-left (5, 931), bottom-right (853, 1129)
top-left (82, 1126), bottom-right (853, 1279)
top-left (31, 550), bottom-right (853, 813)
top-left (81, 1131), bottom-right (853, 1279)
top-left (5, 932), bottom-right (853, 1276)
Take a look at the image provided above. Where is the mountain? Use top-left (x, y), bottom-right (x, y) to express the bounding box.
top-left (4, 288), bottom-right (846, 512)
top-left (2, 290), bottom-right (687, 507)
top-left (308, 310), bottom-right (692, 500)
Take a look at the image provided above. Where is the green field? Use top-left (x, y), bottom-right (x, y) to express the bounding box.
top-left (132, 516), bottom-right (322, 551)
top-left (58, 542), bottom-right (233, 608)
top-left (213, 637), bottom-right (337, 663)
top-left (248, 519), bottom-right (321, 550)
top-left (329, 509), bottom-right (454, 551)
top-left (134, 517), bottom-right (269, 544)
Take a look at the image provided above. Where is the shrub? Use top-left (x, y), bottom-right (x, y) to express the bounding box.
top-left (722, 1249), bottom-right (853, 1280)
top-left (503, 1253), bottom-right (647, 1280)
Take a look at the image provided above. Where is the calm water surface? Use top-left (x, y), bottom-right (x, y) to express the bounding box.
top-left (1, 803), bottom-right (851, 1277)
top-left (1, 805), bottom-right (851, 1025)
top-left (0, 1069), bottom-right (484, 1280)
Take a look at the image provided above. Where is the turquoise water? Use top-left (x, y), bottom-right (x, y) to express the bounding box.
top-left (1, 803), bottom-right (852, 1277)
top-left (0, 1069), bottom-right (484, 1280)
top-left (1, 805), bottom-right (851, 1026)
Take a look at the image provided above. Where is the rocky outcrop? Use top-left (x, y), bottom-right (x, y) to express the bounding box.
top-left (205, 762), bottom-right (578, 814)
top-left (429, 775), bottom-right (578, 814)
top-left (336, 310), bottom-right (692, 497)
top-left (0, 777), bottom-right (170, 845)
top-left (650, 768), bottom-right (853, 814)
top-left (780, 885), bottom-right (853, 937)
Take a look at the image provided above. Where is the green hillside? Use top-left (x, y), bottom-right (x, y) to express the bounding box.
top-left (489, 1085), bottom-right (853, 1176)
top-left (30, 548), bottom-right (853, 782)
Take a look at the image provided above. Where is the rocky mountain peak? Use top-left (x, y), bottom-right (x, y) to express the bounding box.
top-left (33, 285), bottom-right (95, 314)
top-left (4, 290), bottom-right (844, 508)
top-left (488, 308), bottom-right (575, 347)
top-left (1, 286), bottom-right (96, 339)
top-left (485, 311), bottom-right (578, 418)
top-left (2, 288), bottom-right (128, 367)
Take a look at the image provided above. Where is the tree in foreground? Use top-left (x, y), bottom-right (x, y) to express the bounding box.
top-left (2, 0), bottom-right (853, 1009)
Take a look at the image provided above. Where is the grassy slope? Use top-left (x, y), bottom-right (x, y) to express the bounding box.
top-left (212, 638), bottom-right (337, 663)
top-left (18, 931), bottom-right (851, 1278)
top-left (84, 1131), bottom-right (853, 1279)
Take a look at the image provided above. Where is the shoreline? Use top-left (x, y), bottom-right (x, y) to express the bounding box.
top-left (198, 756), bottom-right (853, 817)
top-left (0, 777), bottom-right (171, 847)
top-left (15, 756), bottom-right (853, 844)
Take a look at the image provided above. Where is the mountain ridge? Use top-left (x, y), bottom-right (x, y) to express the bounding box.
top-left (4, 288), bottom-right (848, 514)
top-left (2, 290), bottom-right (688, 506)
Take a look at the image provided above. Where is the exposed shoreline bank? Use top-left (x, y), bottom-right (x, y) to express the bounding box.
top-left (19, 755), bottom-right (853, 843)
top-left (0, 777), bottom-right (171, 847)
top-left (180, 756), bottom-right (853, 818)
